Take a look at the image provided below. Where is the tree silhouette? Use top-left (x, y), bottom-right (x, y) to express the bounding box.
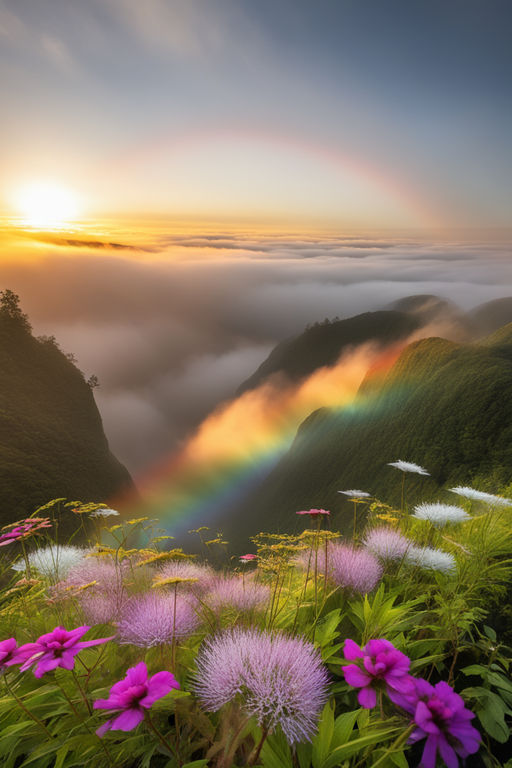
top-left (0, 289), bottom-right (32, 333)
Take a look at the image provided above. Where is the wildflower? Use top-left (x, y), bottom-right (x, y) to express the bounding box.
top-left (94, 661), bottom-right (179, 736)
top-left (363, 528), bottom-right (411, 561)
top-left (12, 545), bottom-right (89, 579)
top-left (156, 561), bottom-right (215, 592)
top-left (388, 460), bottom-right (429, 475)
top-left (296, 508), bottom-right (330, 516)
top-left (338, 490), bottom-right (371, 498)
top-left (0, 638), bottom-right (35, 671)
top-left (116, 592), bottom-right (198, 647)
top-left (205, 576), bottom-right (270, 613)
top-left (448, 486), bottom-right (512, 507)
top-left (20, 626), bottom-right (113, 678)
top-left (194, 628), bottom-right (329, 744)
top-left (239, 553), bottom-right (258, 562)
top-left (90, 507), bottom-right (120, 517)
top-left (405, 545), bottom-right (456, 574)
top-left (412, 503), bottom-right (469, 527)
top-left (58, 559), bottom-right (128, 624)
top-left (0, 518), bottom-right (52, 546)
top-left (342, 638), bottom-right (413, 708)
top-left (392, 678), bottom-right (480, 768)
top-left (327, 544), bottom-right (383, 593)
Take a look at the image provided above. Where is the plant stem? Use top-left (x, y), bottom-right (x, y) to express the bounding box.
top-left (3, 676), bottom-right (53, 738)
top-left (145, 710), bottom-right (178, 759)
top-left (248, 726), bottom-right (269, 766)
top-left (71, 669), bottom-right (92, 715)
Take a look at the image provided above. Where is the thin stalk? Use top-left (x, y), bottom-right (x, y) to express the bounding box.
top-left (3, 676), bottom-right (53, 737)
top-left (248, 726), bottom-right (269, 766)
top-left (145, 711), bottom-right (178, 759)
top-left (171, 582), bottom-right (178, 673)
top-left (71, 669), bottom-right (92, 715)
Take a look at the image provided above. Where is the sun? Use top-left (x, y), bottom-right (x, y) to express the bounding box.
top-left (12, 180), bottom-right (80, 229)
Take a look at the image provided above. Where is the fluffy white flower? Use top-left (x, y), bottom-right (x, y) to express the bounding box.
top-left (12, 545), bottom-right (89, 579)
top-left (388, 460), bottom-right (430, 476)
top-left (338, 490), bottom-right (371, 498)
top-left (412, 502), bottom-right (470, 527)
top-left (405, 545), bottom-right (456, 574)
top-left (89, 507), bottom-right (120, 517)
top-left (449, 487), bottom-right (512, 507)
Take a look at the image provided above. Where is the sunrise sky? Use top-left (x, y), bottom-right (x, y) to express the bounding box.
top-left (1, 0), bottom-right (512, 481)
top-left (1, 0), bottom-right (511, 232)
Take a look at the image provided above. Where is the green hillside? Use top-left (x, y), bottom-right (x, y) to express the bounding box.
top-left (0, 292), bottom-right (134, 525)
top-left (223, 326), bottom-right (512, 546)
top-left (238, 309), bottom-right (423, 393)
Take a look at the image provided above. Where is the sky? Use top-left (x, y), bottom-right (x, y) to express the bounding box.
top-left (1, 0), bottom-right (511, 230)
top-left (0, 1), bottom-right (511, 485)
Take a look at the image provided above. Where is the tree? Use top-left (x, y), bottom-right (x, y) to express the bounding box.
top-left (87, 375), bottom-right (100, 389)
top-left (0, 289), bottom-right (32, 333)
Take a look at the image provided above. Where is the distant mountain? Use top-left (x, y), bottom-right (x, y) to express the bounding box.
top-left (470, 297), bottom-right (512, 336)
top-left (222, 323), bottom-right (512, 547)
top-left (0, 294), bottom-right (134, 525)
top-left (238, 310), bottom-right (422, 394)
top-left (238, 296), bottom-right (471, 394)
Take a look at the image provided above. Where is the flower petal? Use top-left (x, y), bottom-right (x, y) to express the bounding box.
top-left (343, 639), bottom-right (363, 661)
top-left (358, 686), bottom-right (377, 709)
top-left (343, 665), bottom-right (372, 688)
top-left (110, 708), bottom-right (144, 731)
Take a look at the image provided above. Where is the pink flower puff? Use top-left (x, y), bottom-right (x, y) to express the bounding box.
top-left (0, 638), bottom-right (35, 671)
top-left (20, 625), bottom-right (113, 678)
top-left (239, 554), bottom-right (257, 562)
top-left (94, 661), bottom-right (179, 736)
top-left (392, 678), bottom-right (480, 768)
top-left (296, 508), bottom-right (330, 516)
top-left (342, 638), bottom-right (413, 708)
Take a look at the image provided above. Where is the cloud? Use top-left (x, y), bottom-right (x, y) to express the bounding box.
top-left (1, 232), bottom-right (512, 475)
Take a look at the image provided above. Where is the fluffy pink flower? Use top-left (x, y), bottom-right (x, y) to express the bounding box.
top-left (62, 559), bottom-right (129, 624)
top-left (205, 575), bottom-right (270, 613)
top-left (342, 638), bottom-right (413, 708)
top-left (116, 592), bottom-right (199, 647)
top-left (0, 638), bottom-right (35, 670)
top-left (94, 661), bottom-right (179, 736)
top-left (20, 625), bottom-right (113, 678)
top-left (328, 544), bottom-right (383, 593)
top-left (363, 528), bottom-right (411, 562)
top-left (156, 561), bottom-right (215, 592)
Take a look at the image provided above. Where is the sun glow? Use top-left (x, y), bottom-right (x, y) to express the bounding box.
top-left (12, 181), bottom-right (80, 229)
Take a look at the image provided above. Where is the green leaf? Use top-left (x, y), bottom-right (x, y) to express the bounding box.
top-left (331, 710), bottom-right (360, 748)
top-left (312, 700), bottom-right (335, 768)
top-left (321, 726), bottom-right (402, 768)
top-left (181, 762), bottom-right (210, 768)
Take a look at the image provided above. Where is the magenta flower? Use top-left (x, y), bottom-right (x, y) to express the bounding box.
top-left (20, 626), bottom-right (113, 678)
top-left (342, 638), bottom-right (413, 708)
top-left (0, 638), bottom-right (35, 671)
top-left (392, 678), bottom-right (480, 768)
top-left (94, 661), bottom-right (179, 736)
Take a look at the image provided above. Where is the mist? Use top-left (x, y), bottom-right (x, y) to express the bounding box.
top-left (1, 231), bottom-right (511, 475)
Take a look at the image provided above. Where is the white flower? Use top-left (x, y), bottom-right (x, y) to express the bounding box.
top-left (388, 460), bottom-right (430, 476)
top-left (89, 507), bottom-right (120, 517)
top-left (338, 490), bottom-right (371, 498)
top-left (412, 502), bottom-right (470, 527)
top-left (12, 545), bottom-right (89, 579)
top-left (448, 487), bottom-right (512, 507)
top-left (405, 545), bottom-right (456, 574)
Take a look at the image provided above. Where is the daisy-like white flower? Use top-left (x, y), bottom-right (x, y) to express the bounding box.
top-left (193, 628), bottom-right (329, 744)
top-left (388, 460), bottom-right (430, 476)
top-left (90, 507), bottom-right (120, 517)
top-left (449, 487), bottom-right (512, 507)
top-left (363, 528), bottom-right (411, 561)
top-left (12, 545), bottom-right (88, 580)
top-left (338, 490), bottom-right (371, 498)
top-left (412, 503), bottom-right (469, 527)
top-left (405, 545), bottom-right (456, 574)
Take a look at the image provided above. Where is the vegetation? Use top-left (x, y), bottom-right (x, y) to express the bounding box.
top-left (0, 292), bottom-right (133, 526)
top-left (1, 475), bottom-right (512, 767)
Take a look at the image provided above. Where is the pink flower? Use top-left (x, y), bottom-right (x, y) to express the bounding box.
top-left (342, 638), bottom-right (413, 708)
top-left (328, 544), bottom-right (383, 593)
top-left (94, 661), bottom-right (179, 736)
top-left (392, 678), bottom-right (480, 768)
top-left (296, 508), bottom-right (330, 516)
top-left (20, 625), bottom-right (114, 678)
top-left (0, 638), bottom-right (35, 671)
top-left (0, 518), bottom-right (52, 546)
top-left (239, 554), bottom-right (257, 562)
